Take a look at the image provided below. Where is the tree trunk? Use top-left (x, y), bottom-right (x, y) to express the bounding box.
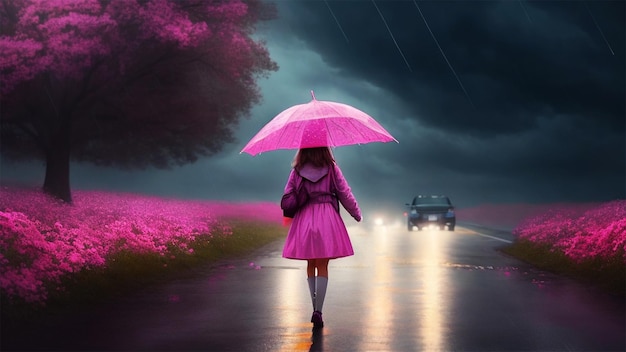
top-left (43, 127), bottom-right (72, 203)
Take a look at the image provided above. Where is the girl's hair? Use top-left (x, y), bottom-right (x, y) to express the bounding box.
top-left (292, 147), bottom-right (335, 168)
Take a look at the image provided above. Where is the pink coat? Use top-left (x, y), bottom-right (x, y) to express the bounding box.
top-left (282, 162), bottom-right (361, 260)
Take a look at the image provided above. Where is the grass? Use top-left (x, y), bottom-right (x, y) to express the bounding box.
top-left (1, 219), bottom-right (288, 320)
top-left (500, 239), bottom-right (626, 297)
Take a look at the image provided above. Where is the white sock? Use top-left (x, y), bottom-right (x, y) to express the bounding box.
top-left (315, 276), bottom-right (328, 312)
top-left (307, 277), bottom-right (316, 310)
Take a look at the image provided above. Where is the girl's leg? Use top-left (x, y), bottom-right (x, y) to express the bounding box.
top-left (314, 259), bottom-right (330, 313)
top-left (315, 258), bottom-right (329, 278)
top-left (305, 259), bottom-right (329, 313)
top-left (309, 259), bottom-right (329, 327)
top-left (307, 259), bottom-right (316, 278)
top-left (306, 260), bottom-right (316, 310)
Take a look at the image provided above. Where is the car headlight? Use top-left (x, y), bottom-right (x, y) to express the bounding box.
top-left (445, 209), bottom-right (455, 217)
top-left (410, 209), bottom-right (418, 216)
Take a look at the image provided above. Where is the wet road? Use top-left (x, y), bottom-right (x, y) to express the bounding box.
top-left (4, 223), bottom-right (625, 351)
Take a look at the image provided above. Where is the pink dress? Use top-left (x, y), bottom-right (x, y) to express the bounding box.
top-left (282, 162), bottom-right (362, 260)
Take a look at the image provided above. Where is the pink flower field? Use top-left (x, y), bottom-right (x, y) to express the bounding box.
top-left (2, 184), bottom-right (623, 305)
top-left (0, 186), bottom-right (282, 304)
top-left (512, 200), bottom-right (626, 264)
top-left (460, 200), bottom-right (625, 265)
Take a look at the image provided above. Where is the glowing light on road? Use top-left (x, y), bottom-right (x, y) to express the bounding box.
top-left (275, 268), bottom-right (314, 351)
top-left (417, 230), bottom-right (448, 350)
top-left (360, 227), bottom-right (393, 350)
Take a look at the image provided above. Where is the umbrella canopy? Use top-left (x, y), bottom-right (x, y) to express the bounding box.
top-left (241, 91), bottom-right (398, 156)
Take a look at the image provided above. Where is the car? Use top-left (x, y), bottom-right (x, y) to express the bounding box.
top-left (405, 195), bottom-right (456, 231)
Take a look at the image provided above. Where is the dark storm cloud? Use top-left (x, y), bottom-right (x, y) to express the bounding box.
top-left (280, 1), bottom-right (624, 135)
top-left (263, 0), bottom-right (625, 205)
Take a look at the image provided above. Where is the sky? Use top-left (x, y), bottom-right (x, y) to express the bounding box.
top-left (1, 0), bottom-right (625, 214)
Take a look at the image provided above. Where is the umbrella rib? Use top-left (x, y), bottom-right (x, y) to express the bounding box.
top-left (272, 121), bottom-right (294, 149)
top-left (270, 104), bottom-right (309, 150)
top-left (321, 119), bottom-right (332, 147)
top-left (325, 117), bottom-right (382, 145)
top-left (317, 100), bottom-right (395, 145)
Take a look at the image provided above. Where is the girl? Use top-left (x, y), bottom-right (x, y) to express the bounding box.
top-left (282, 147), bottom-right (362, 328)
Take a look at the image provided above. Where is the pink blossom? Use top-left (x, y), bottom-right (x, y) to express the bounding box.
top-left (513, 200), bottom-right (626, 264)
top-left (0, 186), bottom-right (282, 304)
top-left (1, 0), bottom-right (269, 94)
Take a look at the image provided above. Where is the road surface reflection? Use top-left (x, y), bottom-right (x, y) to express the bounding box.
top-left (274, 265), bottom-right (312, 351)
top-left (361, 224), bottom-right (393, 350)
top-left (356, 225), bottom-right (453, 351)
top-left (418, 229), bottom-right (446, 351)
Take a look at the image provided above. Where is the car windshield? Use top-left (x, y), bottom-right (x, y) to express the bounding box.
top-left (412, 197), bottom-right (450, 206)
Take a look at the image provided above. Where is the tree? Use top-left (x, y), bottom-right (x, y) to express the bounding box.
top-left (0, 0), bottom-right (278, 202)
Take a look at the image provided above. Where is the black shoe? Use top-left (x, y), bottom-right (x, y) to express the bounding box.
top-left (311, 310), bottom-right (324, 328)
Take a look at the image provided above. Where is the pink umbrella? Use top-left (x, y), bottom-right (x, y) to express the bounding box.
top-left (241, 91), bottom-right (398, 156)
